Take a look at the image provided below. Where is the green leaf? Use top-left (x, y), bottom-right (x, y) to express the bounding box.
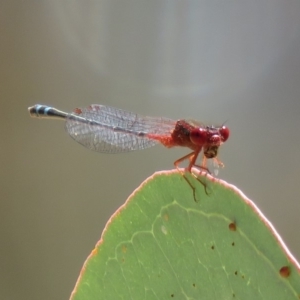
top-left (70, 170), bottom-right (300, 300)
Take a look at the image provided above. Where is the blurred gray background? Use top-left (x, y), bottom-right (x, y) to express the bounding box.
top-left (1, 1), bottom-right (300, 299)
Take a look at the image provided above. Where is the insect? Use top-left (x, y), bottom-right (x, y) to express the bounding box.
top-left (28, 104), bottom-right (229, 199)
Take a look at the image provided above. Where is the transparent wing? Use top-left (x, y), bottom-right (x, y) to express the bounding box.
top-left (65, 104), bottom-right (176, 153)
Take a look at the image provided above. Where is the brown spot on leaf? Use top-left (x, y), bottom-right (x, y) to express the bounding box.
top-left (279, 266), bottom-right (291, 278)
top-left (164, 214), bottom-right (169, 221)
top-left (229, 222), bottom-right (236, 231)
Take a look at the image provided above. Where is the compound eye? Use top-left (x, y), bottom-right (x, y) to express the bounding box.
top-left (190, 128), bottom-right (207, 145)
top-left (208, 134), bottom-right (221, 145)
top-left (219, 126), bottom-right (230, 142)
